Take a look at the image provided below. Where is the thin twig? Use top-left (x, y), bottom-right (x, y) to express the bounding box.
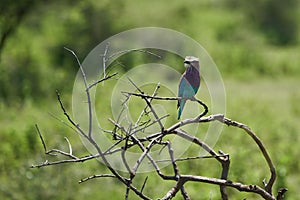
top-left (101, 42), bottom-right (109, 78)
top-left (79, 174), bottom-right (116, 183)
top-left (108, 49), bottom-right (161, 61)
top-left (154, 154), bottom-right (229, 163)
top-left (87, 72), bottom-right (118, 90)
top-left (173, 129), bottom-right (225, 163)
top-left (127, 78), bottom-right (165, 131)
top-left (133, 83), bottom-right (161, 129)
top-left (166, 141), bottom-right (179, 177)
top-left (64, 47), bottom-right (93, 138)
top-left (140, 176), bottom-right (148, 193)
top-left (55, 90), bottom-right (93, 146)
top-left (35, 124), bottom-right (47, 154)
top-left (64, 137), bottom-right (72, 155)
top-left (122, 92), bottom-right (208, 120)
top-left (48, 112), bottom-right (78, 133)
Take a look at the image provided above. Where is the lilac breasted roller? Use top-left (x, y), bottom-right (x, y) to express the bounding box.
top-left (177, 56), bottom-right (200, 119)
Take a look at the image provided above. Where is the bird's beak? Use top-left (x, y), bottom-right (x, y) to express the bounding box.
top-left (184, 61), bottom-right (190, 68)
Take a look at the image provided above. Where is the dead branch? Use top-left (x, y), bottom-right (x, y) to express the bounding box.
top-left (32, 48), bottom-right (287, 200)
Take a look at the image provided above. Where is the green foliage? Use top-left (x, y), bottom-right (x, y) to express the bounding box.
top-left (225, 0), bottom-right (299, 45)
top-left (1, 0), bottom-right (300, 103)
top-left (0, 0), bottom-right (299, 199)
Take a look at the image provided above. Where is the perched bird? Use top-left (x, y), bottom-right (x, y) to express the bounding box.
top-left (177, 56), bottom-right (200, 119)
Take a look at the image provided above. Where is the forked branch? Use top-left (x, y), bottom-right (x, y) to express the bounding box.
top-left (32, 48), bottom-right (286, 200)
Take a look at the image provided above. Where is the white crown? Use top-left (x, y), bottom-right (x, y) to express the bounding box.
top-left (185, 56), bottom-right (199, 62)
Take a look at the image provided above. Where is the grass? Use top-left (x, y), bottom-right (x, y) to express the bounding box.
top-left (220, 78), bottom-right (299, 199)
top-left (0, 77), bottom-right (298, 199)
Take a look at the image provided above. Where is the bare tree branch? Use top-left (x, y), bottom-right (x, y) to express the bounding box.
top-left (35, 124), bottom-right (47, 154)
top-left (64, 47), bottom-right (93, 139)
top-left (198, 114), bottom-right (276, 194)
top-left (32, 48), bottom-right (287, 199)
top-left (87, 72), bottom-right (118, 90)
top-left (79, 174), bottom-right (116, 183)
top-left (108, 48), bottom-right (161, 61)
top-left (122, 91), bottom-right (208, 120)
top-left (127, 78), bottom-right (165, 132)
top-left (140, 176), bottom-right (148, 193)
top-left (101, 42), bottom-right (110, 78)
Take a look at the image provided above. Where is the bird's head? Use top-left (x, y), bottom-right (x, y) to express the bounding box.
top-left (184, 56), bottom-right (199, 69)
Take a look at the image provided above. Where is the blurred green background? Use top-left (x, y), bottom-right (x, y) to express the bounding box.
top-left (1, 0), bottom-right (299, 199)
